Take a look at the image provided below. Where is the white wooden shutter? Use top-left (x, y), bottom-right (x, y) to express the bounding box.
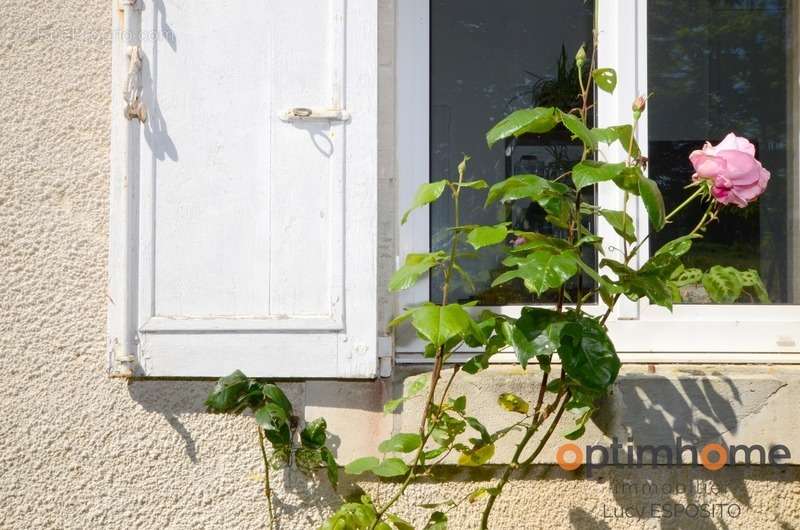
top-left (108, 0), bottom-right (378, 378)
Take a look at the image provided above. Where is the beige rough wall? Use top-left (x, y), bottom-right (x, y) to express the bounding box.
top-left (2, 1), bottom-right (800, 530)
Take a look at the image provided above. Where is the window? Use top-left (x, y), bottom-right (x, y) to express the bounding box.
top-left (108, 1), bottom-right (380, 377)
top-left (397, 0), bottom-right (800, 361)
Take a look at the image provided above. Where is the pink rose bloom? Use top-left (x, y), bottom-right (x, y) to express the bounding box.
top-left (689, 133), bottom-right (770, 208)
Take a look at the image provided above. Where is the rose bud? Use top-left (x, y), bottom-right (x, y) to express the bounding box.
top-left (689, 133), bottom-right (770, 207)
top-left (632, 95), bottom-right (647, 115)
top-left (575, 45), bottom-right (587, 69)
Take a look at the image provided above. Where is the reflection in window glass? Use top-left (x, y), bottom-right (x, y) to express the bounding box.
top-left (648, 0), bottom-right (799, 303)
top-left (429, 0), bottom-right (595, 305)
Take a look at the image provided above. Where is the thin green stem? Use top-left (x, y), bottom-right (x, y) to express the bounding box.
top-left (257, 426), bottom-right (276, 530)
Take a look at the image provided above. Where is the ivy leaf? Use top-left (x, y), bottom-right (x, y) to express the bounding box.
top-left (572, 161), bottom-right (626, 191)
top-left (389, 252), bottom-right (445, 292)
top-left (262, 383), bottom-right (293, 416)
top-left (558, 110), bottom-right (595, 149)
top-left (320, 447), bottom-right (339, 490)
top-left (498, 393), bottom-right (530, 414)
top-left (702, 266), bottom-right (744, 303)
top-left (254, 403), bottom-right (289, 432)
top-left (467, 224), bottom-right (509, 250)
top-left (205, 370), bottom-right (250, 413)
top-left (486, 107), bottom-right (559, 148)
top-left (492, 250), bottom-right (579, 295)
top-left (300, 418), bottom-right (327, 450)
top-left (344, 456), bottom-right (380, 476)
top-left (401, 180), bottom-right (448, 224)
top-left (378, 433), bottom-right (422, 454)
top-left (592, 68), bottom-right (617, 94)
top-left (411, 304), bottom-right (473, 348)
top-left (373, 458), bottom-right (410, 478)
top-left (558, 316), bottom-right (620, 393)
top-left (599, 209), bottom-right (636, 243)
top-left (638, 176), bottom-right (666, 230)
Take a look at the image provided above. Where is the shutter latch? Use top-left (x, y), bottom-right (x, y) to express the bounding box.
top-left (279, 107), bottom-right (351, 122)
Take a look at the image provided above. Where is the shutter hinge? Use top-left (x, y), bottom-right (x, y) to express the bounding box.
top-left (377, 335), bottom-right (394, 378)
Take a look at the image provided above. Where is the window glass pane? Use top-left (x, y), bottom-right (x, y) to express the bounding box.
top-left (430, 0), bottom-right (595, 305)
top-left (648, 0), bottom-right (799, 303)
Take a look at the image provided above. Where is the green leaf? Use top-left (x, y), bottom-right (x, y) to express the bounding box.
top-left (300, 418), bottom-right (327, 449)
top-left (424, 511), bottom-right (448, 530)
top-left (465, 417), bottom-right (492, 444)
top-left (608, 125), bottom-right (640, 158)
top-left (612, 166), bottom-right (643, 195)
top-left (387, 514), bottom-right (415, 530)
top-left (655, 235), bottom-right (698, 258)
top-left (493, 250), bottom-right (579, 295)
top-left (672, 267), bottom-right (702, 287)
top-left (738, 269), bottom-right (770, 303)
top-left (378, 433), bottom-right (422, 454)
top-left (262, 383), bottom-right (293, 416)
top-left (572, 161), bottom-right (626, 191)
top-left (599, 210), bottom-right (636, 243)
top-left (458, 444), bottom-right (495, 466)
top-left (564, 424), bottom-right (586, 440)
top-left (457, 179), bottom-right (489, 189)
top-left (558, 110), bottom-right (595, 149)
top-left (205, 370), bottom-right (250, 413)
top-left (467, 224), bottom-right (509, 250)
top-left (702, 266), bottom-right (744, 304)
top-left (344, 456), bottom-right (380, 476)
top-left (373, 458), bottom-right (410, 478)
top-left (486, 107), bottom-right (558, 148)
top-left (320, 447), bottom-right (339, 490)
top-left (558, 316), bottom-right (620, 393)
top-left (382, 398), bottom-right (404, 414)
top-left (639, 176), bottom-right (666, 230)
top-left (485, 174), bottom-right (554, 206)
top-left (411, 303), bottom-right (473, 348)
top-left (498, 393), bottom-right (530, 414)
top-left (389, 252), bottom-right (445, 292)
top-left (401, 180), bottom-right (448, 224)
top-left (254, 403), bottom-right (289, 432)
top-left (592, 68), bottom-right (617, 94)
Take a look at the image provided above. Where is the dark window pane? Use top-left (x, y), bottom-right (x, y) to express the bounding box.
top-left (430, 0), bottom-right (595, 305)
top-left (648, 0), bottom-right (798, 303)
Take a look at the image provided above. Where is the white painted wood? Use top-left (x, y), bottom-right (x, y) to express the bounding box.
top-left (109, 0), bottom-right (378, 378)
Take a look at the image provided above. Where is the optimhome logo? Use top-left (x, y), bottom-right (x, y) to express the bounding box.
top-left (556, 437), bottom-right (791, 477)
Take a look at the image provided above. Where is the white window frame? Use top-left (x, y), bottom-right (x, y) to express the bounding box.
top-left (396, 0), bottom-right (800, 363)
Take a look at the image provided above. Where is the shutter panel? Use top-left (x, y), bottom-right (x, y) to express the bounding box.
top-left (108, 0), bottom-right (378, 378)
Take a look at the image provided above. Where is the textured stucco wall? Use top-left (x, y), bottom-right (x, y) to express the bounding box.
top-left (2, 1), bottom-right (800, 529)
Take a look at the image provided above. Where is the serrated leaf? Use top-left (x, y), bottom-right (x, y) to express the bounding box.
top-left (402, 180), bottom-right (448, 224)
top-left (592, 68), bottom-right (617, 94)
top-left (639, 176), bottom-right (666, 230)
top-left (378, 433), bottom-right (422, 454)
top-left (389, 252), bottom-right (445, 292)
top-left (572, 161), bottom-right (626, 191)
top-left (599, 209), bottom-right (636, 243)
top-left (344, 456), bottom-right (380, 475)
top-left (492, 250), bottom-right (579, 295)
top-left (498, 393), bottom-right (530, 414)
top-left (373, 458), bottom-right (410, 477)
top-left (558, 316), bottom-right (620, 393)
top-left (458, 444), bottom-right (495, 466)
top-left (411, 303), bottom-right (473, 348)
top-left (655, 235), bottom-right (698, 258)
top-left (486, 107), bottom-right (558, 148)
top-left (467, 224), bottom-right (509, 250)
top-left (558, 110), bottom-right (595, 149)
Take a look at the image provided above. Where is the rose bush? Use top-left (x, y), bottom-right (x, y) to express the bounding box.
top-left (205, 41), bottom-right (771, 530)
